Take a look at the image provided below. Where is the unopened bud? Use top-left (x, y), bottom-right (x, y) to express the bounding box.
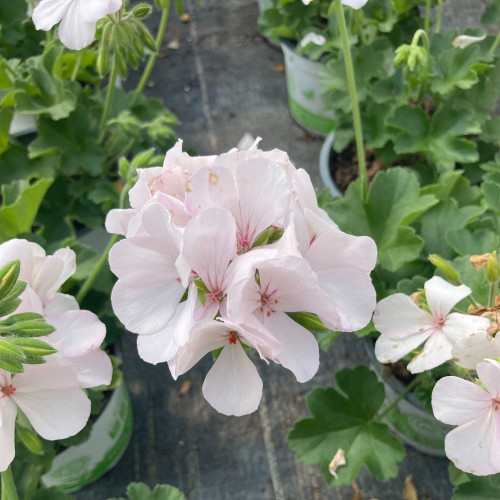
top-left (471, 253), bottom-right (491, 271)
top-left (133, 3), bottom-right (152, 18)
top-left (0, 260), bottom-right (20, 301)
top-left (486, 252), bottom-right (500, 282)
top-left (428, 254), bottom-right (459, 282)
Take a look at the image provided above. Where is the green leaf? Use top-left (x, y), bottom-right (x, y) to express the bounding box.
top-left (28, 110), bottom-right (104, 176)
top-left (378, 226), bottom-right (424, 271)
top-left (482, 181), bottom-right (500, 213)
top-left (327, 168), bottom-right (437, 271)
top-left (431, 45), bottom-right (486, 95)
top-left (0, 178), bottom-right (53, 243)
top-left (419, 199), bottom-right (485, 259)
top-left (288, 366), bottom-right (405, 485)
top-left (108, 482), bottom-right (187, 500)
top-left (0, 357), bottom-right (23, 373)
top-left (390, 106), bottom-right (480, 172)
top-left (0, 338), bottom-right (25, 359)
top-left (446, 228), bottom-right (499, 256)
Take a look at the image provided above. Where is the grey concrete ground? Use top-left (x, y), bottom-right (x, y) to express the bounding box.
top-left (75, 0), bottom-right (486, 498)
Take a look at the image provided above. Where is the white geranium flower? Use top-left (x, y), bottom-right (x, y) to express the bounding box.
top-left (32, 0), bottom-right (123, 50)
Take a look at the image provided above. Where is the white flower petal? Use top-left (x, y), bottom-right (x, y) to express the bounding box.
top-left (32, 0), bottom-right (70, 30)
top-left (453, 330), bottom-right (500, 370)
top-left (444, 411), bottom-right (498, 475)
top-left (432, 376), bottom-right (491, 426)
top-left (374, 330), bottom-right (430, 364)
top-left (477, 359), bottom-right (500, 397)
top-left (0, 398), bottom-right (17, 472)
top-left (69, 350), bottom-right (113, 388)
top-left (44, 293), bottom-right (79, 315)
top-left (341, 0), bottom-right (369, 8)
top-left (264, 312), bottom-right (319, 382)
top-left (452, 33), bottom-right (486, 49)
top-left (202, 342), bottom-right (263, 416)
top-left (407, 331), bottom-right (453, 373)
top-left (373, 294), bottom-right (433, 339)
top-left (425, 276), bottom-right (471, 320)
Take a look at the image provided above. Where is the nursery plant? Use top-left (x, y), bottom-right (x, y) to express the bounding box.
top-left (289, 0), bottom-right (500, 495)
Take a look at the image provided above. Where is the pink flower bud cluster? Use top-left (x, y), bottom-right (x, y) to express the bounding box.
top-left (106, 140), bottom-right (377, 416)
top-left (0, 239), bottom-right (112, 471)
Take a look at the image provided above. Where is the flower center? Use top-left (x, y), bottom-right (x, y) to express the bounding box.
top-left (1, 384), bottom-right (16, 398)
top-left (432, 316), bottom-right (445, 328)
top-left (493, 397), bottom-right (500, 412)
top-left (228, 331), bottom-right (238, 345)
top-left (259, 291), bottom-right (278, 317)
top-left (206, 289), bottom-right (224, 304)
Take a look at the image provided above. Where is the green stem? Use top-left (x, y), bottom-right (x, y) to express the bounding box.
top-left (374, 375), bottom-right (422, 423)
top-left (132, 2), bottom-right (170, 104)
top-left (334, 0), bottom-right (367, 201)
top-left (1, 467), bottom-right (19, 500)
top-left (75, 183), bottom-right (130, 304)
top-left (71, 51), bottom-right (83, 82)
top-left (435, 0), bottom-right (443, 34)
top-left (411, 29), bottom-right (430, 102)
top-left (490, 33), bottom-right (500, 55)
top-left (98, 57), bottom-right (118, 142)
top-left (424, 0), bottom-right (431, 33)
top-left (354, 10), bottom-right (367, 45)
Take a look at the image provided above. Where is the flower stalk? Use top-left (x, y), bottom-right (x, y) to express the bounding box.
top-left (132, 1), bottom-right (170, 104)
top-left (374, 375), bottom-right (422, 423)
top-left (1, 467), bottom-right (19, 500)
top-left (98, 56), bottom-right (119, 142)
top-left (76, 182), bottom-right (130, 304)
top-left (334, 0), bottom-right (368, 201)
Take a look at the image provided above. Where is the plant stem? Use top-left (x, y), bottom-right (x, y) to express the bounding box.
top-left (411, 29), bottom-right (430, 102)
top-left (71, 51), bottom-right (83, 82)
top-left (435, 0), bottom-right (443, 34)
top-left (98, 57), bottom-right (119, 143)
top-left (132, 2), bottom-right (170, 105)
top-left (490, 33), bottom-right (500, 55)
top-left (75, 183), bottom-right (130, 304)
top-left (1, 467), bottom-right (19, 500)
top-left (424, 0), bottom-right (431, 33)
top-left (334, 0), bottom-right (367, 201)
top-left (489, 281), bottom-right (499, 308)
top-left (374, 375), bottom-right (422, 423)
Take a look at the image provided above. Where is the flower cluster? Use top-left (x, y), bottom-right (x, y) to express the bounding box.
top-left (106, 140), bottom-right (377, 416)
top-left (373, 273), bottom-right (500, 476)
top-left (0, 239), bottom-right (112, 471)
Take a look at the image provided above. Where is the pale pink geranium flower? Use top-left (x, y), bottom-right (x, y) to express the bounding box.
top-left (227, 253), bottom-right (339, 383)
top-left (0, 362), bottom-right (91, 472)
top-left (0, 239), bottom-right (112, 388)
top-left (32, 0), bottom-right (122, 50)
top-left (452, 330), bottom-right (500, 369)
top-left (432, 359), bottom-right (500, 475)
top-left (374, 276), bottom-right (490, 373)
top-left (173, 319), bottom-right (281, 416)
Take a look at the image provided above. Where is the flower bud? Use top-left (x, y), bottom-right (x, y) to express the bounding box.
top-left (0, 260), bottom-right (20, 301)
top-left (486, 252), bottom-right (500, 283)
top-left (133, 3), bottom-right (152, 18)
top-left (428, 254), bottom-right (459, 282)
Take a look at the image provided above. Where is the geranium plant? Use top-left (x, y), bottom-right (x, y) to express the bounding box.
top-left (288, 0), bottom-right (500, 496)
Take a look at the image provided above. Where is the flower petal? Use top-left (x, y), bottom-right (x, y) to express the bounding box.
top-left (453, 330), bottom-right (500, 370)
top-left (432, 376), bottom-right (491, 426)
top-left (47, 310), bottom-right (106, 357)
top-left (111, 278), bottom-right (184, 335)
top-left (105, 209), bottom-right (137, 236)
top-left (374, 330), bottom-right (430, 364)
top-left (202, 342), bottom-right (263, 416)
top-left (407, 331), bottom-right (454, 373)
top-left (263, 312), bottom-right (319, 382)
top-left (477, 359), bottom-right (500, 397)
top-left (374, 294), bottom-right (433, 339)
top-left (425, 276), bottom-right (471, 320)
top-left (58, 10), bottom-right (97, 50)
top-left (44, 293), bottom-right (79, 315)
top-left (444, 411), bottom-right (498, 475)
top-left (32, 0), bottom-right (70, 30)
top-left (442, 313), bottom-right (491, 344)
top-left (68, 350), bottom-right (113, 388)
top-left (0, 398), bottom-right (17, 472)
